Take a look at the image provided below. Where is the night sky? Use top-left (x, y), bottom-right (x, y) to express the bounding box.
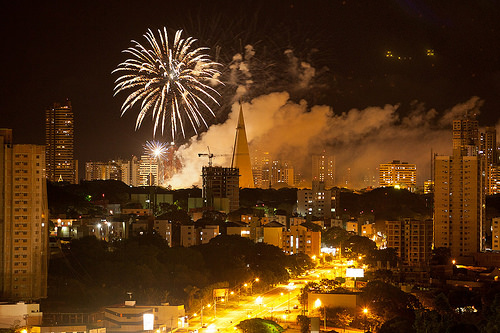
top-left (2, 0), bottom-right (500, 168)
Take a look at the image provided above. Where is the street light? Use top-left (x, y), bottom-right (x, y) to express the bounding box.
top-left (245, 278), bottom-right (259, 295)
top-left (314, 299), bottom-right (326, 329)
top-left (192, 306), bottom-right (204, 328)
top-left (214, 297), bottom-right (224, 318)
top-left (362, 307), bottom-right (369, 332)
top-left (314, 298), bottom-right (322, 308)
top-left (201, 303), bottom-right (212, 326)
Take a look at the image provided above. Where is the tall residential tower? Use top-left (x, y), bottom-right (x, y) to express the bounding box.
top-left (0, 129), bottom-right (49, 300)
top-left (45, 100), bottom-right (77, 183)
top-left (379, 160), bottom-right (417, 191)
top-left (312, 154), bottom-right (335, 188)
top-left (202, 166), bottom-right (239, 213)
top-left (433, 117), bottom-right (484, 257)
top-left (481, 127), bottom-right (498, 195)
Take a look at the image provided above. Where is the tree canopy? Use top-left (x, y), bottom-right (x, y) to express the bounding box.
top-left (44, 234), bottom-right (307, 312)
top-left (236, 318), bottom-right (284, 333)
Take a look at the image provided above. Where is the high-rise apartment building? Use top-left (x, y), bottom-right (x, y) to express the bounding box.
top-left (433, 116), bottom-right (485, 257)
top-left (379, 160), bottom-right (417, 191)
top-left (492, 218), bottom-right (500, 251)
top-left (85, 161), bottom-right (106, 181)
top-left (45, 101), bottom-right (77, 183)
top-left (251, 149), bottom-right (270, 189)
top-left (312, 154), bottom-right (335, 188)
top-left (362, 168), bottom-right (379, 188)
top-left (481, 127), bottom-right (498, 195)
top-left (1, 129), bottom-right (49, 301)
top-left (270, 160), bottom-right (294, 187)
top-left (386, 219), bottom-right (433, 265)
top-left (297, 181), bottom-right (335, 219)
top-left (85, 161), bottom-right (121, 181)
top-left (423, 180), bottom-right (434, 194)
top-left (452, 117), bottom-right (479, 155)
top-left (120, 156), bottom-right (141, 187)
top-left (490, 167), bottom-right (500, 195)
top-left (341, 167), bottom-right (352, 188)
top-left (139, 155), bottom-right (159, 186)
top-left (434, 154), bottom-right (483, 257)
top-left (85, 157), bottom-right (141, 187)
top-left (202, 166), bottom-right (239, 213)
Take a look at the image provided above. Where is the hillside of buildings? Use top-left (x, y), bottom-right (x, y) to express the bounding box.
top-left (47, 180), bottom-right (202, 217)
top-left (47, 180), bottom-right (436, 220)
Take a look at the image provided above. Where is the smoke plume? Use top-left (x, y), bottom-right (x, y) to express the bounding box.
top-left (167, 45), bottom-right (496, 189)
top-left (169, 92), bottom-right (491, 189)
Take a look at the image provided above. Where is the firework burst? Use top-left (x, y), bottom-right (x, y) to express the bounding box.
top-left (144, 140), bottom-right (169, 160)
top-left (113, 28), bottom-right (222, 141)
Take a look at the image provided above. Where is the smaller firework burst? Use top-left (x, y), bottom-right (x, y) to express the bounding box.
top-left (144, 140), bottom-right (169, 160)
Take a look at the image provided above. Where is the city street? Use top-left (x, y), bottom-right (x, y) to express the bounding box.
top-left (184, 282), bottom-right (303, 333)
top-left (182, 262), bottom-right (352, 333)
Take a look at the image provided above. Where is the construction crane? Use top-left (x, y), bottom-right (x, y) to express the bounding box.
top-left (198, 147), bottom-right (229, 167)
top-left (198, 147), bottom-right (216, 167)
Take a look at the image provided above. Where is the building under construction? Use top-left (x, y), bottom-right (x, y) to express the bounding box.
top-left (200, 103), bottom-right (255, 213)
top-left (202, 166), bottom-right (239, 213)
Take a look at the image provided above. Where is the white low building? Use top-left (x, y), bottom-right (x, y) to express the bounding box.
top-left (0, 302), bottom-right (43, 328)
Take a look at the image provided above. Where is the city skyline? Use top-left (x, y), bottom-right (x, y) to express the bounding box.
top-left (2, 1), bottom-right (500, 189)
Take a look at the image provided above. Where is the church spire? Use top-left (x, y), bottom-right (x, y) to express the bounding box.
top-left (231, 102), bottom-right (254, 188)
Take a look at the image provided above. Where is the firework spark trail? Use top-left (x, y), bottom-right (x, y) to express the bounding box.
top-left (113, 28), bottom-right (222, 142)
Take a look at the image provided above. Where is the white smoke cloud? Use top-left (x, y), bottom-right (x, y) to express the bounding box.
top-left (438, 96), bottom-right (483, 126)
top-left (168, 92), bottom-right (490, 189)
top-left (167, 43), bottom-right (496, 190)
top-left (225, 44), bottom-right (259, 103)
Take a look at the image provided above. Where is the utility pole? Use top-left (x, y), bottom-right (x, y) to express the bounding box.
top-left (324, 307), bottom-right (327, 330)
top-left (288, 292), bottom-right (290, 312)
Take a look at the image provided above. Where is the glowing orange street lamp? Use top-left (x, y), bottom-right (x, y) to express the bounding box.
top-left (363, 308), bottom-right (369, 332)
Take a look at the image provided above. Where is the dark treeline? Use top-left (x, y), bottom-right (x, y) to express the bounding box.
top-left (43, 234), bottom-right (314, 312)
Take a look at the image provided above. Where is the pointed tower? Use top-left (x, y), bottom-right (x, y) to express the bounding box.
top-left (231, 103), bottom-right (254, 188)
